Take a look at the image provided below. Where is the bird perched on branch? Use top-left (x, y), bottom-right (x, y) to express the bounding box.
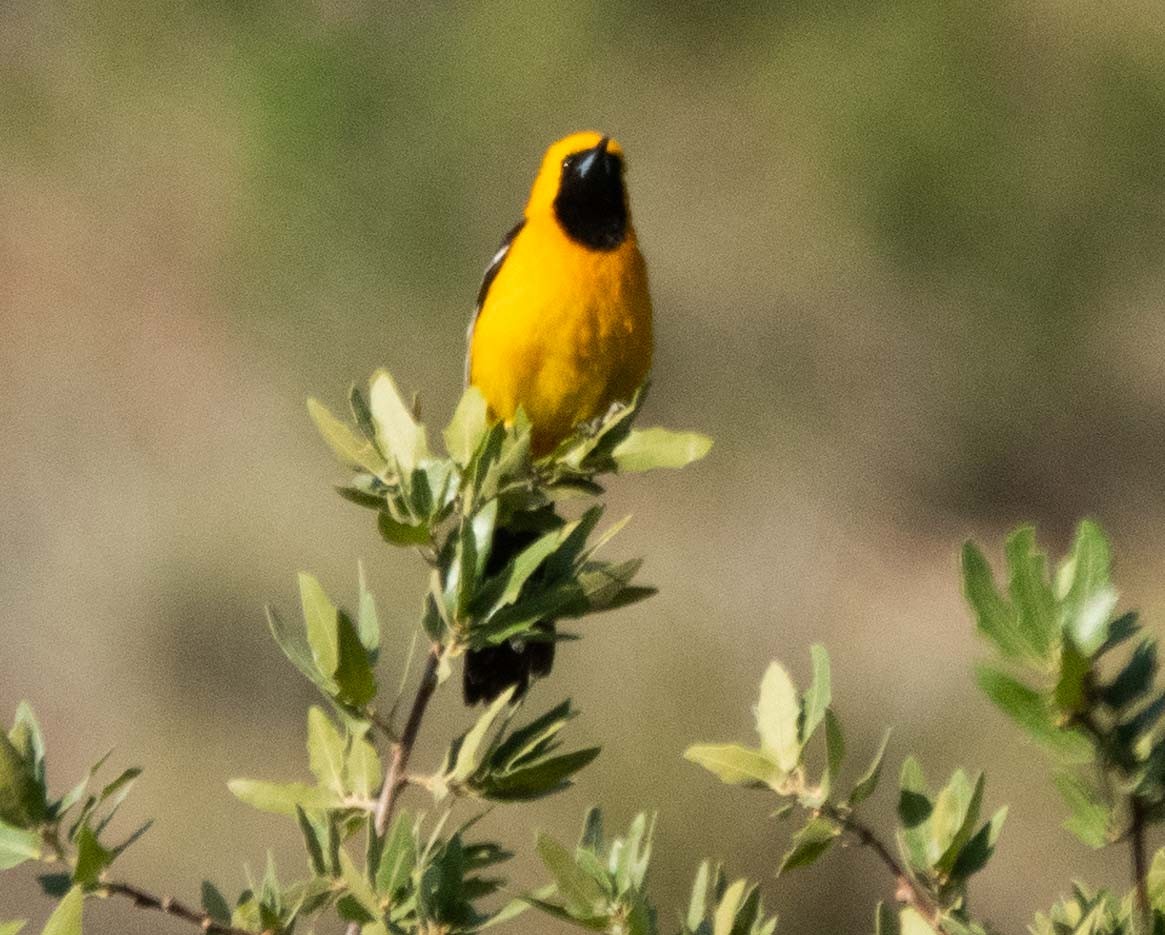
top-left (463, 130), bottom-right (654, 704)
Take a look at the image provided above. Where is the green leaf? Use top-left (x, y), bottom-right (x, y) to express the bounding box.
top-left (444, 386), bottom-right (488, 465)
top-left (976, 665), bottom-right (1093, 762)
top-left (339, 848), bottom-right (381, 919)
top-left (961, 542), bottom-right (1022, 660)
top-left (378, 511), bottom-right (431, 546)
top-left (875, 901), bottom-right (900, 935)
top-left (308, 398), bottom-right (388, 475)
top-left (1060, 520), bottom-right (1116, 655)
top-left (451, 689), bottom-right (516, 782)
top-left (266, 605), bottom-right (336, 694)
top-left (40, 887), bottom-right (83, 935)
top-left (54, 752), bottom-right (111, 821)
top-left (611, 427), bottom-right (712, 472)
top-left (299, 573), bottom-right (339, 678)
top-left (686, 860), bottom-right (711, 931)
top-left (1005, 527), bottom-right (1057, 661)
top-left (1054, 774), bottom-right (1109, 848)
top-left (345, 734), bottom-right (381, 802)
top-left (1054, 638), bottom-right (1090, 713)
top-left (369, 369), bottom-right (429, 473)
top-left (201, 882), bottom-right (232, 924)
top-left (0, 922), bottom-right (26, 935)
top-left (356, 562), bottom-right (380, 659)
top-left (683, 744), bottom-right (782, 789)
top-left (490, 700), bottom-right (575, 772)
top-left (374, 811), bottom-right (416, 897)
top-left (934, 771), bottom-right (985, 874)
top-left (535, 834), bottom-right (604, 915)
top-left (477, 748), bottom-right (600, 801)
top-left (897, 757), bottom-right (931, 870)
top-left (334, 612), bottom-right (377, 707)
top-left (10, 704), bottom-right (45, 788)
top-left (306, 708), bottom-right (346, 793)
top-left (294, 807), bottom-right (327, 876)
top-left (950, 806), bottom-right (1007, 879)
top-left (755, 661), bottom-right (802, 773)
top-left (227, 780), bottom-right (343, 816)
top-left (0, 820), bottom-right (41, 870)
top-left (0, 733), bottom-right (41, 827)
top-left (72, 824), bottom-right (113, 887)
top-left (777, 817), bottom-right (839, 875)
top-left (802, 645), bottom-right (832, 745)
top-left (711, 879), bottom-right (747, 935)
top-left (824, 709), bottom-right (846, 793)
top-left (849, 728), bottom-right (892, 805)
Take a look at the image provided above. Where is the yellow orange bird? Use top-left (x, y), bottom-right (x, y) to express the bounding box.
top-left (467, 131), bottom-right (654, 456)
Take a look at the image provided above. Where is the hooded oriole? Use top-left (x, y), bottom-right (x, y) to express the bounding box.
top-left (462, 131), bottom-right (654, 704)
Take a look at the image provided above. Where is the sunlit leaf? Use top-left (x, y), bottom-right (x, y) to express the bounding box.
top-left (40, 887), bottom-right (83, 935)
top-left (777, 818), bottom-right (839, 875)
top-left (611, 428), bottom-right (712, 473)
top-left (0, 820), bottom-right (41, 870)
top-left (755, 662), bottom-right (802, 772)
top-left (227, 780), bottom-right (343, 816)
top-left (369, 369), bottom-right (429, 473)
top-left (683, 744), bottom-right (782, 789)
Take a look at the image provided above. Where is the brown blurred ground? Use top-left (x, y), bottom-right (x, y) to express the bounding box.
top-left (3, 1), bottom-right (1165, 931)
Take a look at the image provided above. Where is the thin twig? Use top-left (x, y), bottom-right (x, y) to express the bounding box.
top-left (101, 880), bottom-right (263, 935)
top-left (345, 644), bottom-right (444, 935)
top-left (375, 645), bottom-right (441, 837)
top-left (819, 804), bottom-right (950, 934)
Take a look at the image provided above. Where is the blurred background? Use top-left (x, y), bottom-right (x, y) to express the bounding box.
top-left (4, 0), bottom-right (1165, 930)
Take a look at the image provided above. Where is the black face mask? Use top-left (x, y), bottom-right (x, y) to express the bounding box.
top-left (553, 137), bottom-right (628, 251)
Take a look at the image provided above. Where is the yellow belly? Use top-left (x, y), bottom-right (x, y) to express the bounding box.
top-left (468, 217), bottom-right (653, 453)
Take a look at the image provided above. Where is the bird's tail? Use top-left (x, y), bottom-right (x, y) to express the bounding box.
top-left (462, 624), bottom-right (555, 705)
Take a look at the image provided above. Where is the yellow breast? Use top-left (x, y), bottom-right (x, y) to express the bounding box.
top-left (468, 216), bottom-right (653, 453)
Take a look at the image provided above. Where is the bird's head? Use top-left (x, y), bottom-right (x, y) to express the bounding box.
top-left (526, 131), bottom-right (629, 250)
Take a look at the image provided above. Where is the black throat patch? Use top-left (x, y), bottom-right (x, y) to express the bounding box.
top-left (553, 149), bottom-right (628, 250)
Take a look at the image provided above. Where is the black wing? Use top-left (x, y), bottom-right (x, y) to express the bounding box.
top-left (466, 220), bottom-right (525, 379)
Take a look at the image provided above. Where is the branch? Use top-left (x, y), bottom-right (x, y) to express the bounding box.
top-left (819, 804), bottom-right (950, 934)
top-left (374, 644), bottom-right (441, 837)
top-left (101, 880), bottom-right (263, 935)
top-left (345, 645), bottom-right (443, 935)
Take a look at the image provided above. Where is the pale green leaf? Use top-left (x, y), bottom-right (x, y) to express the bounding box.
top-left (712, 879), bottom-right (747, 935)
top-left (683, 744), bottom-right (782, 789)
top-left (299, 573), bottom-right (339, 678)
top-left (306, 708), bottom-right (346, 794)
top-left (307, 398), bottom-right (387, 475)
top-left (227, 780), bottom-right (343, 816)
top-left (369, 370), bottom-right (429, 472)
top-left (755, 662), bottom-right (802, 772)
top-left (802, 645), bottom-right (831, 745)
top-left (0, 820), bottom-right (41, 870)
top-left (849, 728), bottom-right (892, 805)
top-left (777, 818), bottom-right (839, 875)
top-left (443, 386), bottom-right (488, 465)
top-left (40, 887), bottom-right (83, 935)
top-left (612, 428), bottom-right (712, 472)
